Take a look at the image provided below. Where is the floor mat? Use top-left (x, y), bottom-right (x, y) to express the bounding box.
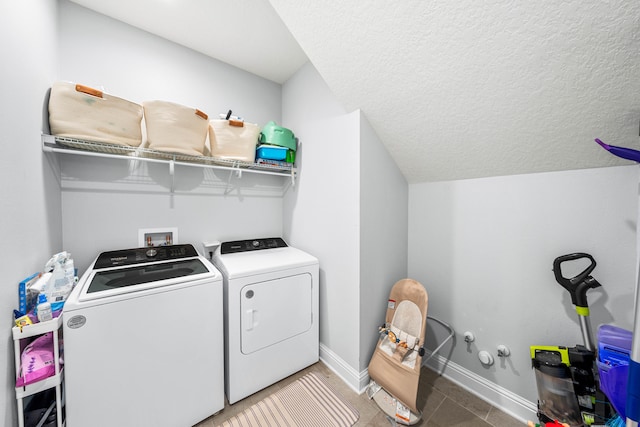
top-left (218, 372), bottom-right (359, 427)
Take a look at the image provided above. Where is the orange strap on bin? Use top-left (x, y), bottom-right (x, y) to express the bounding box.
top-left (75, 84), bottom-right (103, 98)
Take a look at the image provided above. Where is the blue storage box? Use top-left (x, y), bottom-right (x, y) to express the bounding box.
top-left (256, 144), bottom-right (287, 161)
top-left (599, 324), bottom-right (632, 367)
top-left (597, 324), bottom-right (632, 418)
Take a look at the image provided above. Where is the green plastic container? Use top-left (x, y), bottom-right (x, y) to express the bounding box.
top-left (286, 149), bottom-right (295, 164)
top-left (259, 121), bottom-right (296, 152)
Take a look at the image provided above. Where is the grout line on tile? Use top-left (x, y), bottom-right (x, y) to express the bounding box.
top-left (423, 395), bottom-right (446, 424)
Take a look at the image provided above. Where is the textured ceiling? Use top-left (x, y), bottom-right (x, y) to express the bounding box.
top-left (269, 0), bottom-right (640, 182)
top-left (69, 0), bottom-right (640, 182)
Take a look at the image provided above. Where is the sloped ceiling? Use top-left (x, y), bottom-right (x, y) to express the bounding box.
top-left (66, 0), bottom-right (308, 85)
top-left (68, 0), bottom-right (640, 182)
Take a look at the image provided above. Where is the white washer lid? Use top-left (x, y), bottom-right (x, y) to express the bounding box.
top-left (64, 255), bottom-right (221, 310)
top-left (214, 246), bottom-right (317, 279)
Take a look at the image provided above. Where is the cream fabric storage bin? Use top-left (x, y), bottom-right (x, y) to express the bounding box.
top-left (209, 119), bottom-right (260, 163)
top-left (143, 100), bottom-right (209, 156)
top-left (48, 82), bottom-right (143, 147)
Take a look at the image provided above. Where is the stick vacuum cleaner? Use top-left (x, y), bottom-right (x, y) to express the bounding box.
top-left (531, 253), bottom-right (607, 426)
top-left (552, 253), bottom-right (601, 353)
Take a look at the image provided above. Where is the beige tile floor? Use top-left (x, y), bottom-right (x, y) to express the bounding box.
top-left (194, 361), bottom-right (524, 427)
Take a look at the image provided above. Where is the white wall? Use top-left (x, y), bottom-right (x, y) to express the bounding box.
top-left (282, 63), bottom-right (409, 389)
top-left (408, 165), bottom-right (638, 419)
top-left (57, 1), bottom-right (280, 127)
top-left (0, 2), bottom-right (61, 425)
top-left (359, 112), bottom-right (408, 371)
top-left (282, 63), bottom-right (362, 376)
top-left (57, 0), bottom-right (287, 272)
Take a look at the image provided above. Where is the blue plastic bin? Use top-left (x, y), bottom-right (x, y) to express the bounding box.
top-left (597, 324), bottom-right (632, 418)
top-left (256, 144), bottom-right (287, 161)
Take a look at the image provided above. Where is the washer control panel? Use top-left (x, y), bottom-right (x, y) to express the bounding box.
top-left (221, 238), bottom-right (288, 254)
top-left (94, 244), bottom-right (198, 269)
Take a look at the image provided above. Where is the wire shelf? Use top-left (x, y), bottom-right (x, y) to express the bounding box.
top-left (42, 135), bottom-right (297, 183)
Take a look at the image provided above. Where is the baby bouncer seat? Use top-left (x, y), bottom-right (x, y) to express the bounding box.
top-left (367, 278), bottom-right (429, 425)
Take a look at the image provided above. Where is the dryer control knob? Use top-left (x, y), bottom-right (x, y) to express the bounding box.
top-left (146, 249), bottom-right (157, 257)
top-left (252, 240), bottom-right (260, 248)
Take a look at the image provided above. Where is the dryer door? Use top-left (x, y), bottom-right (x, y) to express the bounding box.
top-left (241, 273), bottom-right (312, 354)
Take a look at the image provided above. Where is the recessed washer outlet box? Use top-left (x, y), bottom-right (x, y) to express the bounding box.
top-left (138, 227), bottom-right (178, 247)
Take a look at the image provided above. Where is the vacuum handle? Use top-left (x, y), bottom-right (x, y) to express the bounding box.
top-left (553, 253), bottom-right (601, 308)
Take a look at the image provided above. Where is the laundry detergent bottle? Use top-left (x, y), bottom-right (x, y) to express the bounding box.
top-left (36, 294), bottom-right (52, 322)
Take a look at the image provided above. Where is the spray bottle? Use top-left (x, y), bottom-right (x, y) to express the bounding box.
top-left (45, 251), bottom-right (75, 303)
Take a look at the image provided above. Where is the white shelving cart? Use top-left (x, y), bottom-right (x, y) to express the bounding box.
top-left (13, 315), bottom-right (65, 427)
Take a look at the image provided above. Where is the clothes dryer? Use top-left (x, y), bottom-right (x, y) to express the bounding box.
top-left (212, 238), bottom-right (319, 404)
top-left (63, 244), bottom-right (224, 427)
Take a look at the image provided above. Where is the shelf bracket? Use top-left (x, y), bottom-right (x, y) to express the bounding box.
top-left (224, 164), bottom-right (244, 195)
top-left (224, 168), bottom-right (235, 195)
top-left (42, 134), bottom-right (56, 151)
top-left (169, 159), bottom-right (175, 193)
top-left (128, 157), bottom-right (140, 174)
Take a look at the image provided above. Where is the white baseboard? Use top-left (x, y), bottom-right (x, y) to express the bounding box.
top-left (422, 352), bottom-right (536, 423)
top-left (320, 343), bottom-right (536, 423)
top-left (319, 343), bottom-right (368, 393)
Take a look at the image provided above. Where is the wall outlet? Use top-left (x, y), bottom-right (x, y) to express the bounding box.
top-left (138, 228), bottom-right (178, 247)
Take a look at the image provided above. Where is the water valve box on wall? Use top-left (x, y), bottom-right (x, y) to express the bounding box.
top-left (138, 228), bottom-right (178, 247)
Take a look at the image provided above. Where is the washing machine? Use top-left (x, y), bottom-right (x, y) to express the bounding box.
top-left (62, 244), bottom-right (224, 427)
top-left (212, 237), bottom-right (319, 404)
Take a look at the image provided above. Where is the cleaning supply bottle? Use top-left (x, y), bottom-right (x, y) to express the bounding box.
top-left (46, 251), bottom-right (75, 303)
top-left (36, 294), bottom-right (52, 322)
